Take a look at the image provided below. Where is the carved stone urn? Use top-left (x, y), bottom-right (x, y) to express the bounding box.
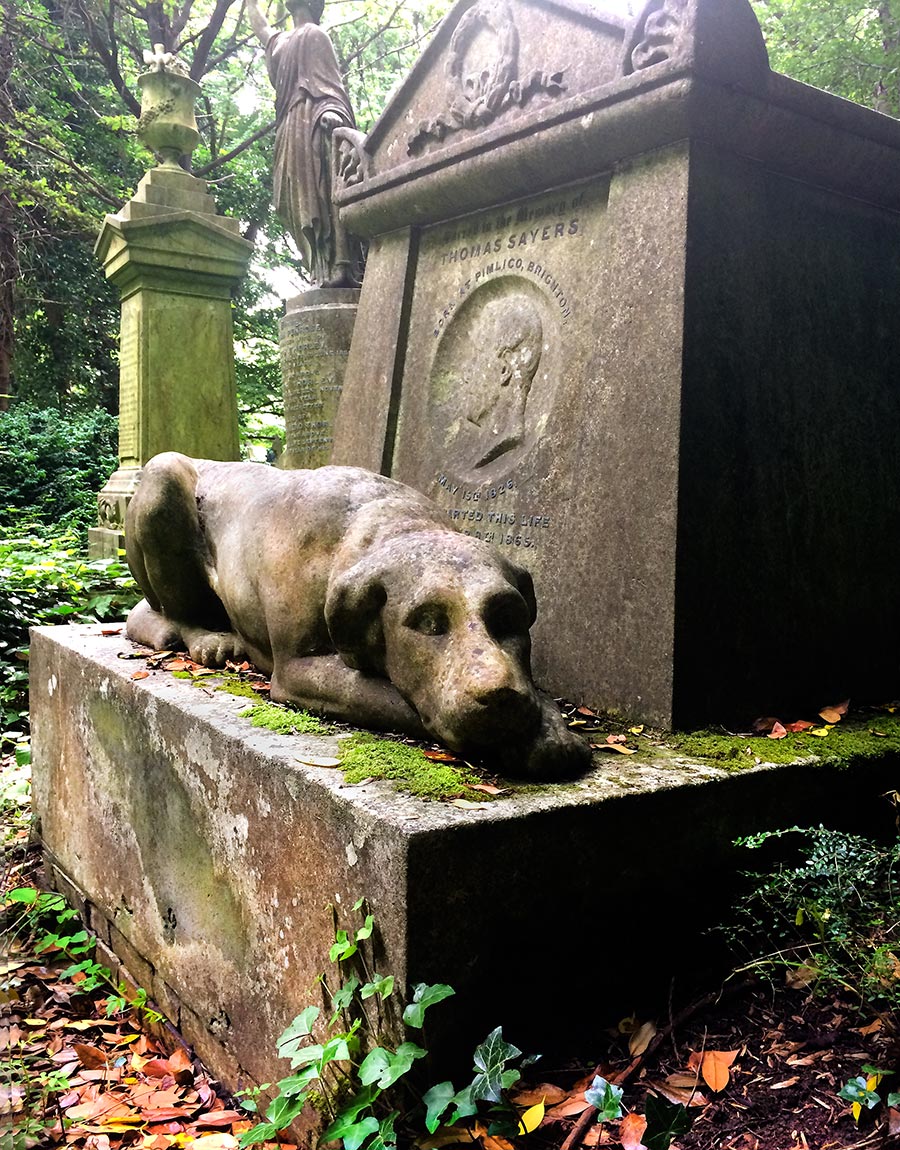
top-left (137, 46), bottom-right (201, 167)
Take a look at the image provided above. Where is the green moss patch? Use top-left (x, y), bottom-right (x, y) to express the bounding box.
top-left (666, 712), bottom-right (900, 770)
top-left (215, 678), bottom-right (265, 700)
top-left (339, 733), bottom-right (485, 800)
top-left (238, 701), bottom-right (329, 736)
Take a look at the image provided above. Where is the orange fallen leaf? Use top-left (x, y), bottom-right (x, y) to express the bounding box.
top-left (194, 1111), bottom-right (244, 1127)
top-left (784, 720), bottom-right (814, 733)
top-left (854, 1019), bottom-right (883, 1036)
top-left (131, 671), bottom-right (150, 681)
top-left (606, 734), bottom-right (627, 744)
top-left (619, 1112), bottom-right (648, 1150)
top-left (101, 629), bottom-right (122, 637)
top-left (468, 784), bottom-right (506, 796)
top-left (510, 1084), bottom-right (567, 1107)
top-left (143, 1058), bottom-right (176, 1079)
top-left (596, 744), bottom-right (637, 755)
top-left (423, 749), bottom-right (460, 762)
top-left (889, 1107), bottom-right (900, 1137)
top-left (168, 1047), bottom-right (194, 1085)
top-left (767, 722), bottom-right (787, 740)
top-left (546, 1096), bottom-right (591, 1118)
top-left (74, 1043), bottom-right (108, 1070)
top-left (701, 1049), bottom-right (739, 1093)
top-left (576, 706), bottom-right (596, 717)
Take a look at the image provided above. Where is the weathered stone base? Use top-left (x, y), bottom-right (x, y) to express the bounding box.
top-left (280, 287), bottom-right (360, 470)
top-left (88, 467), bottom-right (141, 559)
top-left (30, 626), bottom-right (900, 1136)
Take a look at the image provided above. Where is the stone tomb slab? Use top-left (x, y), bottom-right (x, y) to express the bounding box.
top-left (31, 625), bottom-right (900, 1108)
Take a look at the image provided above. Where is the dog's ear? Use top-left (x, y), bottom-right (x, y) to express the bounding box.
top-left (510, 564), bottom-right (538, 627)
top-left (325, 558), bottom-right (387, 672)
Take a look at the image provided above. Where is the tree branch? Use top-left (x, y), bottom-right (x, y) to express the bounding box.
top-left (192, 118), bottom-right (275, 175)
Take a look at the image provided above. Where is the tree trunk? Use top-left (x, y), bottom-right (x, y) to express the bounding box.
top-left (0, 0), bottom-right (17, 410)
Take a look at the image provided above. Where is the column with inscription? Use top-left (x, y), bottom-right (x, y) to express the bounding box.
top-left (88, 46), bottom-right (253, 558)
top-left (279, 288), bottom-right (359, 470)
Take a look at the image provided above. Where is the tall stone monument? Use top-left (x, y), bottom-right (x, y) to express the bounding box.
top-left (89, 46), bottom-right (252, 559)
top-left (331, 0), bottom-right (900, 728)
top-left (245, 0), bottom-right (364, 470)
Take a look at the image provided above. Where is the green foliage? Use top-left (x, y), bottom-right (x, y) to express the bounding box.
top-left (752, 0), bottom-right (900, 116)
top-left (0, 528), bottom-right (139, 737)
top-left (5, 886), bottom-right (163, 1023)
top-left (585, 1075), bottom-right (624, 1122)
top-left (240, 902), bottom-right (539, 1150)
top-left (722, 825), bottom-right (900, 1010)
top-left (0, 403), bottom-right (118, 532)
top-left (643, 1093), bottom-right (695, 1150)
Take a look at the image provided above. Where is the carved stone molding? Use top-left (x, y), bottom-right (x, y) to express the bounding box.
top-left (408, 0), bottom-right (565, 156)
top-left (623, 0), bottom-right (685, 75)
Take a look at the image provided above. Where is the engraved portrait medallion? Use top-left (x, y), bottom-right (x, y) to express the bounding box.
top-left (428, 277), bottom-right (559, 482)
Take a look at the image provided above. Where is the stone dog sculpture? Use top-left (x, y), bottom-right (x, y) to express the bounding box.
top-left (125, 454), bottom-right (591, 780)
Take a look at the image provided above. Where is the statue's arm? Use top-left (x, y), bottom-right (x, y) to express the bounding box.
top-left (246, 0), bottom-right (275, 47)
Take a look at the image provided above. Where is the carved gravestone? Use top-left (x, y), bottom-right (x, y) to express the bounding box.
top-left (331, 0), bottom-right (900, 727)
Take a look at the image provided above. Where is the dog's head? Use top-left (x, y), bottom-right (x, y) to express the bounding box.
top-left (325, 531), bottom-right (543, 753)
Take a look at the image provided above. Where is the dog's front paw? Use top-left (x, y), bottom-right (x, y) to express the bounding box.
top-left (509, 694), bottom-right (592, 780)
top-left (186, 630), bottom-right (249, 668)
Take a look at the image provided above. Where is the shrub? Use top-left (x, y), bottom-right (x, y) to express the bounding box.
top-left (0, 528), bottom-right (139, 739)
top-left (0, 404), bottom-right (118, 535)
top-left (723, 825), bottom-right (900, 1011)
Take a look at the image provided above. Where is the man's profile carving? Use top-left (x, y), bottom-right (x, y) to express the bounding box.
top-left (467, 299), bottom-right (543, 469)
top-left (246, 0), bottom-right (360, 287)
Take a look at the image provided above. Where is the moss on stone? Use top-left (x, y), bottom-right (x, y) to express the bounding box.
top-left (215, 678), bottom-right (265, 700)
top-left (666, 713), bottom-right (900, 770)
top-left (238, 701), bottom-right (329, 736)
top-left (339, 733), bottom-right (485, 800)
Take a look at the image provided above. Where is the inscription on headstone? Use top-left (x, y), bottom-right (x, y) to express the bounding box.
top-left (280, 289), bottom-right (359, 470)
top-left (117, 317), bottom-right (140, 467)
top-left (391, 181), bottom-right (607, 566)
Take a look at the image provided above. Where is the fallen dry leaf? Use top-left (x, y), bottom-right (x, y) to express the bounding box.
top-left (784, 720), bottom-right (814, 733)
top-left (131, 671), bottom-right (150, 681)
top-left (629, 1021), bottom-right (657, 1057)
top-left (619, 1112), bottom-right (648, 1150)
top-left (854, 1019), bottom-right (883, 1036)
top-left (767, 721), bottom-right (787, 740)
top-left (448, 800), bottom-right (492, 811)
top-left (74, 1043), bottom-right (108, 1070)
top-left (511, 1084), bottom-right (568, 1107)
top-left (596, 744), bottom-right (637, 755)
top-left (646, 1081), bottom-right (708, 1108)
top-left (889, 1107), bottom-right (900, 1137)
top-left (770, 1076), bottom-right (800, 1090)
top-left (423, 749), bottom-right (460, 763)
top-left (606, 734), bottom-right (627, 744)
top-left (546, 1095), bottom-right (591, 1118)
top-left (701, 1049), bottom-right (739, 1093)
top-left (468, 784), bottom-right (505, 796)
top-left (295, 756), bottom-right (341, 768)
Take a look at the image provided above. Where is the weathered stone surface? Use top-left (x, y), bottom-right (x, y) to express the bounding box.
top-left (124, 454), bottom-right (588, 778)
top-left (89, 162), bottom-right (252, 559)
top-left (280, 288), bottom-right (359, 469)
top-left (31, 626), bottom-right (900, 1088)
top-left (332, 0), bottom-right (900, 726)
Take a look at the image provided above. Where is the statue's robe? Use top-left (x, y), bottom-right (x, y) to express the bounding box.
top-left (266, 24), bottom-right (355, 283)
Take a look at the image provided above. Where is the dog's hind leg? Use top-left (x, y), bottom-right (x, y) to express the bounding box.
top-left (125, 453), bottom-right (233, 655)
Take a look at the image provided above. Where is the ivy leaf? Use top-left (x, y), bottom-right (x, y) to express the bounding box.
top-left (359, 1043), bottom-right (426, 1089)
top-left (321, 1085), bottom-right (380, 1142)
top-left (644, 1093), bottom-right (694, 1150)
top-left (402, 983), bottom-right (456, 1029)
top-left (448, 1082), bottom-right (479, 1125)
top-left (330, 929), bottom-right (358, 963)
top-left (341, 1116), bottom-right (380, 1150)
top-left (330, 975), bottom-right (360, 1022)
top-left (369, 1111), bottom-right (399, 1150)
top-left (276, 1006), bottom-right (319, 1060)
top-left (264, 1092), bottom-right (306, 1131)
top-left (358, 1048), bottom-right (392, 1087)
top-left (239, 1120), bottom-right (278, 1147)
top-left (356, 913), bottom-right (375, 942)
top-left (423, 1081), bottom-right (456, 1134)
top-left (360, 975), bottom-right (394, 1001)
top-left (585, 1075), bottom-right (624, 1122)
top-left (277, 1067), bottom-right (320, 1095)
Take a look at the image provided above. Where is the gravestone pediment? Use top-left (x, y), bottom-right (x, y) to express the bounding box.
top-left (341, 0), bottom-right (769, 194)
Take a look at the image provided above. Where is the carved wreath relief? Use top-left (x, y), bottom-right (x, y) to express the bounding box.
top-left (408, 0), bottom-right (565, 155)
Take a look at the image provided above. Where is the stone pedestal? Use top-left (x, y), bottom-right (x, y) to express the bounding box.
top-left (30, 625), bottom-right (900, 1113)
top-left (88, 166), bottom-right (253, 558)
top-left (279, 287), bottom-right (359, 470)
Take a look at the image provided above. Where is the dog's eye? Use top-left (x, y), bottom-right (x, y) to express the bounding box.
top-left (405, 604), bottom-right (449, 636)
top-left (484, 593), bottom-right (529, 641)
